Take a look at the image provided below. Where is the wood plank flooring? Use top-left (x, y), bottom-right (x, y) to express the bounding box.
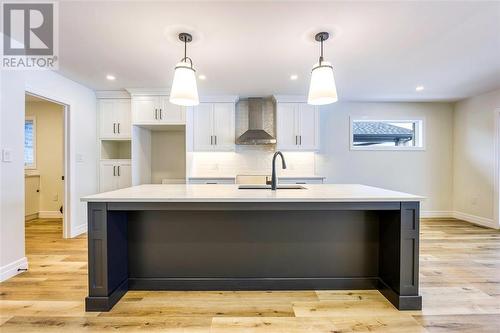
top-left (0, 218), bottom-right (499, 332)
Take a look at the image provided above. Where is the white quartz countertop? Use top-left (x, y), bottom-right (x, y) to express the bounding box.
top-left (81, 184), bottom-right (423, 203)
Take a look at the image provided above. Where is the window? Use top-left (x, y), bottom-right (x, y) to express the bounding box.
top-left (25, 117), bottom-right (36, 168)
top-left (350, 118), bottom-right (424, 150)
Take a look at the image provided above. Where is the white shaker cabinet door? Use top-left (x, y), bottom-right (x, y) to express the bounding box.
top-left (99, 162), bottom-right (118, 192)
top-left (117, 163), bottom-right (132, 189)
top-left (99, 100), bottom-right (116, 138)
top-left (212, 103), bottom-right (235, 151)
top-left (159, 97), bottom-right (185, 124)
top-left (297, 103), bottom-right (319, 150)
top-left (114, 99), bottom-right (131, 138)
top-left (132, 96), bottom-right (160, 124)
top-left (193, 103), bottom-right (214, 151)
top-left (276, 103), bottom-right (299, 150)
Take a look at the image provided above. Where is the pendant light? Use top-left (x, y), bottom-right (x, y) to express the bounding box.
top-left (169, 33), bottom-right (199, 106)
top-left (307, 32), bottom-right (338, 105)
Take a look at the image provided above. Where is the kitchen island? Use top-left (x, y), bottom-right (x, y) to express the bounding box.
top-left (81, 184), bottom-right (423, 311)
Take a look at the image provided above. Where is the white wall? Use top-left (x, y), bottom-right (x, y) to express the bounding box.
top-left (0, 71), bottom-right (96, 281)
top-left (315, 102), bottom-right (454, 215)
top-left (453, 88), bottom-right (500, 229)
top-left (0, 71), bottom-right (28, 281)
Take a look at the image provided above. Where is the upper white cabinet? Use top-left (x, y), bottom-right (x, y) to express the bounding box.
top-left (99, 99), bottom-right (131, 139)
top-left (132, 95), bottom-right (185, 125)
top-left (192, 102), bottom-right (235, 151)
top-left (275, 99), bottom-right (319, 151)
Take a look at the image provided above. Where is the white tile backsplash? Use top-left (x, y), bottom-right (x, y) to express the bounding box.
top-left (190, 149), bottom-right (316, 177)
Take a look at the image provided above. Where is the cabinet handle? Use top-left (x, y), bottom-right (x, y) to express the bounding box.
top-left (154, 108), bottom-right (158, 120)
top-left (117, 123), bottom-right (120, 134)
top-left (214, 135), bottom-right (217, 145)
top-left (295, 135), bottom-right (298, 145)
top-left (299, 135), bottom-right (302, 145)
top-left (159, 108), bottom-right (162, 120)
top-left (113, 123), bottom-right (116, 134)
top-left (113, 165), bottom-right (116, 176)
top-left (210, 135), bottom-right (213, 145)
top-left (117, 165), bottom-right (120, 176)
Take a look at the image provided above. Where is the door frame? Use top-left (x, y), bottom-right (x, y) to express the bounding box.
top-left (25, 91), bottom-right (72, 238)
top-left (495, 108), bottom-right (500, 229)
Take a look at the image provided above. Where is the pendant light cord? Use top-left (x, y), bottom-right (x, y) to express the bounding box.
top-left (184, 39), bottom-right (187, 60)
top-left (180, 37), bottom-right (193, 68)
top-left (319, 36), bottom-right (324, 65)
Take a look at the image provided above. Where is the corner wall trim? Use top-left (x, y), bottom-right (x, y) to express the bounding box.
top-left (71, 223), bottom-right (87, 238)
top-left (0, 257), bottom-right (28, 282)
top-left (38, 211), bottom-right (63, 219)
top-left (453, 211), bottom-right (498, 229)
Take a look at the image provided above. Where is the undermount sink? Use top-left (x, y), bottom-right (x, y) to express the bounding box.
top-left (238, 184), bottom-right (306, 190)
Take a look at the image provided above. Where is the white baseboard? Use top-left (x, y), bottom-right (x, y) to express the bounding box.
top-left (420, 211), bottom-right (454, 219)
top-left (420, 211), bottom-right (499, 229)
top-left (0, 257), bottom-right (28, 282)
top-left (453, 211), bottom-right (498, 229)
top-left (38, 211), bottom-right (63, 219)
top-left (71, 223), bottom-right (87, 238)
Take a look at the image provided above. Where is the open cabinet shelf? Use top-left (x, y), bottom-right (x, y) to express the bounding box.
top-left (101, 140), bottom-right (131, 160)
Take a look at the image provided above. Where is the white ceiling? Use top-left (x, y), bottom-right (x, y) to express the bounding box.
top-left (57, 1), bottom-right (500, 101)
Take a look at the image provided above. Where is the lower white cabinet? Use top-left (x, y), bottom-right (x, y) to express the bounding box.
top-left (188, 177), bottom-right (235, 184)
top-left (99, 161), bottom-right (131, 192)
top-left (278, 177), bottom-right (325, 184)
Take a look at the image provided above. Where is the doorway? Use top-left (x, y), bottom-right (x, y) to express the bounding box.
top-left (24, 93), bottom-right (69, 238)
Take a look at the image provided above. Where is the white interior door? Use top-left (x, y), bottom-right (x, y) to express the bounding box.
top-left (277, 103), bottom-right (299, 150)
top-left (212, 103), bottom-right (235, 151)
top-left (298, 104), bottom-right (319, 150)
top-left (99, 100), bottom-right (116, 138)
top-left (132, 96), bottom-right (158, 123)
top-left (193, 103), bottom-right (214, 151)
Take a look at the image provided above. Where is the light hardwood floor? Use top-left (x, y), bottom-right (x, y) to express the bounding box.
top-left (0, 218), bottom-right (499, 332)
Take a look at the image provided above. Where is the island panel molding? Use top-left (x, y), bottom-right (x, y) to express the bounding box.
top-left (83, 184), bottom-right (422, 312)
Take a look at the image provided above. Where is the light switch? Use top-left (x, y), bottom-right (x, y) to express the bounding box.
top-left (2, 149), bottom-right (13, 162)
top-left (76, 153), bottom-right (84, 163)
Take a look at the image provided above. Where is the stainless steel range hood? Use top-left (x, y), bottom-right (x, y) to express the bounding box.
top-left (236, 98), bottom-right (277, 145)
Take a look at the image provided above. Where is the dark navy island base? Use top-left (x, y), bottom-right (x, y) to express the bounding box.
top-left (85, 201), bottom-right (421, 311)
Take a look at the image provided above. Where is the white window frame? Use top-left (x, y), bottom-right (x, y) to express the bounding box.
top-left (25, 116), bottom-right (37, 169)
top-left (349, 117), bottom-right (425, 151)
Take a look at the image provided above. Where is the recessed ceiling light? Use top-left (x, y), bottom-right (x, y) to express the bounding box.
top-left (106, 74), bottom-right (116, 81)
top-left (290, 74), bottom-right (298, 80)
top-left (198, 74), bottom-right (206, 80)
top-left (416, 85), bottom-right (424, 91)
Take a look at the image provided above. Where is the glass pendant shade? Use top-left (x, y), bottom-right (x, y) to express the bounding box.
top-left (169, 61), bottom-right (199, 106)
top-left (307, 61), bottom-right (338, 105)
